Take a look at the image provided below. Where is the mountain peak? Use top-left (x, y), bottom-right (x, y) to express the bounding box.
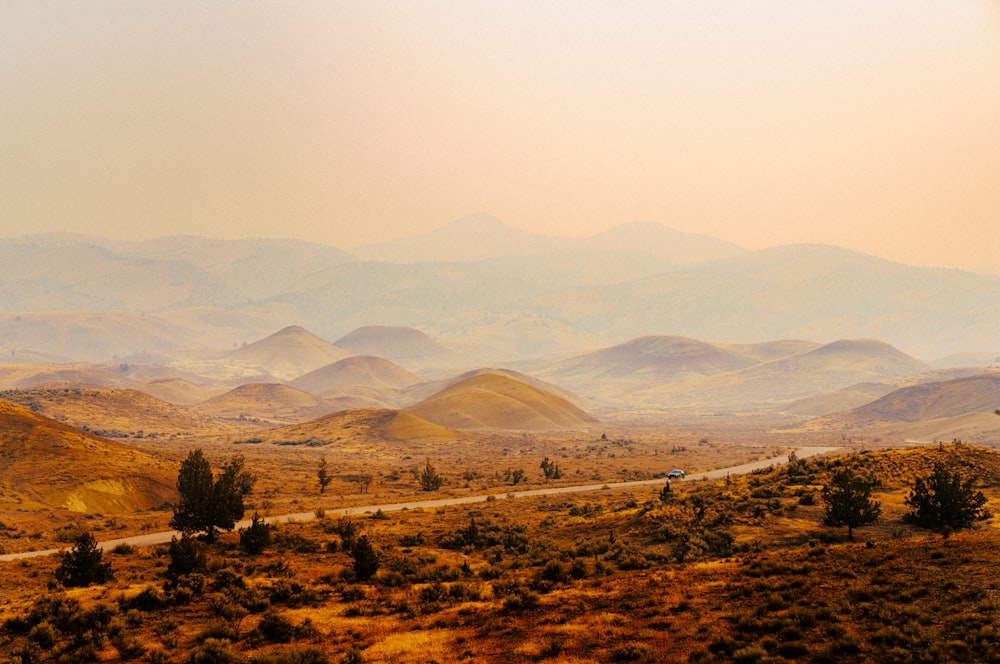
top-left (442, 213), bottom-right (512, 234)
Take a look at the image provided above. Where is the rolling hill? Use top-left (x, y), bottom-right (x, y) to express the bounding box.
top-left (136, 377), bottom-right (220, 407)
top-left (258, 408), bottom-right (464, 447)
top-left (0, 388), bottom-right (214, 438)
top-left (881, 412), bottom-right (1000, 446)
top-left (225, 326), bottom-right (352, 381)
top-left (0, 364), bottom-right (135, 390)
top-left (290, 355), bottom-right (422, 399)
top-left (631, 339), bottom-right (930, 412)
top-left (333, 326), bottom-right (462, 374)
top-left (810, 373), bottom-right (1000, 427)
top-left (193, 383), bottom-right (334, 424)
top-left (717, 340), bottom-right (821, 363)
top-left (403, 373), bottom-right (598, 431)
top-left (540, 335), bottom-right (759, 386)
top-left (0, 400), bottom-right (177, 513)
top-left (782, 383), bottom-right (897, 418)
top-left (0, 311), bottom-right (207, 364)
top-left (401, 367), bottom-right (588, 409)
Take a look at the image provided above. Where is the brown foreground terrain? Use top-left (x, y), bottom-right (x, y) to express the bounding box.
top-left (2, 442), bottom-right (1000, 662)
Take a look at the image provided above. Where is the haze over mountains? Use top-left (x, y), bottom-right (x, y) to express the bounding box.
top-left (1, 216), bottom-right (997, 364)
top-left (0, 214), bottom-right (998, 442)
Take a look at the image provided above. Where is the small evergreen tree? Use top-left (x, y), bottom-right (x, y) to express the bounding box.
top-left (55, 531), bottom-right (113, 587)
top-left (351, 535), bottom-right (380, 581)
top-left (540, 457), bottom-right (562, 481)
top-left (419, 459), bottom-right (442, 492)
top-left (904, 462), bottom-right (987, 534)
top-left (822, 469), bottom-right (881, 541)
top-left (317, 456), bottom-right (333, 494)
top-left (170, 450), bottom-right (255, 542)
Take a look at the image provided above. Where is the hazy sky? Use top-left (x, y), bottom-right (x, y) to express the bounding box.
top-left (2, 1), bottom-right (999, 271)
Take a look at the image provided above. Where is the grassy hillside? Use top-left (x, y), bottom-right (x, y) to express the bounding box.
top-left (0, 388), bottom-right (216, 439)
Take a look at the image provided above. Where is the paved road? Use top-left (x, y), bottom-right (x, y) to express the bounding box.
top-left (0, 446), bottom-right (839, 561)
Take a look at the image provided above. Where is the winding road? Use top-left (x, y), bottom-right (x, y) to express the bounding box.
top-left (1, 446), bottom-right (839, 562)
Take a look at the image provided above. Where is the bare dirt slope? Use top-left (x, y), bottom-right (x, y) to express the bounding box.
top-left (799, 373), bottom-right (1000, 444)
top-left (0, 401), bottom-right (177, 513)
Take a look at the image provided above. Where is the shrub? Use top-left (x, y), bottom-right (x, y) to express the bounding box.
top-left (240, 513), bottom-right (271, 555)
top-left (539, 559), bottom-right (569, 584)
top-left (166, 533), bottom-right (207, 586)
top-left (351, 535), bottom-right (380, 581)
top-left (610, 642), bottom-right (653, 661)
top-left (732, 644), bottom-right (767, 663)
top-left (189, 638), bottom-right (238, 664)
top-left (255, 609), bottom-right (296, 643)
top-left (251, 648), bottom-right (329, 664)
top-left (341, 648), bottom-right (364, 664)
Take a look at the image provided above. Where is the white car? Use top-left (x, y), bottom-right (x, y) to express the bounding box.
top-left (667, 469), bottom-right (686, 479)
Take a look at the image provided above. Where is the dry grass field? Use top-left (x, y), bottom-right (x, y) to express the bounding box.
top-left (2, 442), bottom-right (999, 662)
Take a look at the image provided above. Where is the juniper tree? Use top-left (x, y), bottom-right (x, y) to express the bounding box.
top-left (822, 469), bottom-right (881, 541)
top-left (170, 450), bottom-right (255, 542)
top-left (419, 459), bottom-right (442, 491)
top-left (904, 462), bottom-right (987, 534)
top-left (317, 456), bottom-right (333, 494)
top-left (55, 531), bottom-right (113, 587)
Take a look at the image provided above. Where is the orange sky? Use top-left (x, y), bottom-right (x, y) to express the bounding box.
top-left (2, 1), bottom-right (998, 271)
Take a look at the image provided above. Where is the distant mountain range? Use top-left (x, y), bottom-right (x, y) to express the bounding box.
top-left (353, 213), bottom-right (745, 264)
top-left (0, 217), bottom-right (998, 362)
